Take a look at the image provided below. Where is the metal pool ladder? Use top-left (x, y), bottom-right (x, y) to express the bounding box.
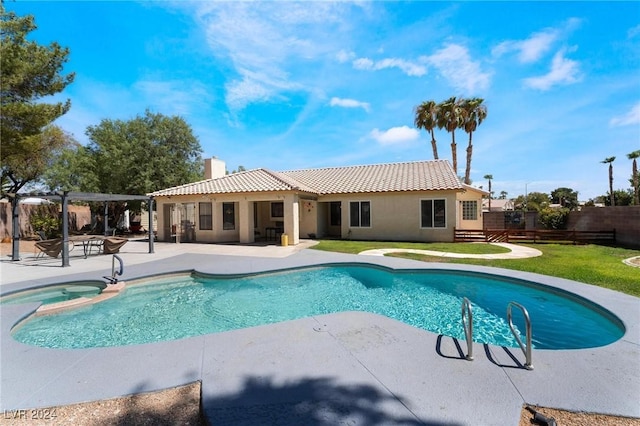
top-left (507, 301), bottom-right (534, 370)
top-left (461, 297), bottom-right (474, 361)
top-left (103, 254), bottom-right (124, 284)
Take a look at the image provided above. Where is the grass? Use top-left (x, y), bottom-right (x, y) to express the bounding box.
top-left (311, 241), bottom-right (640, 297)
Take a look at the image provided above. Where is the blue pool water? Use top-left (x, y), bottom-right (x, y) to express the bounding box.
top-left (11, 265), bottom-right (624, 350)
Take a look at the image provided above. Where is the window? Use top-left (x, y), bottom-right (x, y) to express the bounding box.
top-left (271, 202), bottom-right (283, 218)
top-left (349, 201), bottom-right (371, 227)
top-left (462, 201), bottom-right (478, 221)
top-left (199, 202), bottom-right (212, 230)
top-left (222, 203), bottom-right (235, 230)
top-left (421, 199), bottom-right (446, 228)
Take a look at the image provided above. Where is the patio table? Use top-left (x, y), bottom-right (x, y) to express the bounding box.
top-left (68, 235), bottom-right (107, 258)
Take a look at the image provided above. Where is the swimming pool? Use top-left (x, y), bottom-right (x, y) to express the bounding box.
top-left (10, 264), bottom-right (624, 350)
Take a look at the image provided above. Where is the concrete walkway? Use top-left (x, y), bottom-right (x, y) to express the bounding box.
top-left (358, 242), bottom-right (542, 259)
top-left (1, 241), bottom-right (638, 425)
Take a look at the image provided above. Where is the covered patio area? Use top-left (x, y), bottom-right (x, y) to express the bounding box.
top-left (6, 191), bottom-right (155, 267)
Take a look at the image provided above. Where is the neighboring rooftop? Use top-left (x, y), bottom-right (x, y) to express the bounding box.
top-left (149, 160), bottom-right (464, 197)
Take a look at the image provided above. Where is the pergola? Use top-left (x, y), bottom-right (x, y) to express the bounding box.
top-left (8, 191), bottom-right (154, 267)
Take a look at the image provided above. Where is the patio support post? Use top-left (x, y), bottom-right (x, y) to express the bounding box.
top-left (103, 202), bottom-right (109, 236)
top-left (11, 195), bottom-right (20, 261)
top-left (148, 197), bottom-right (154, 253)
top-left (61, 191), bottom-right (70, 267)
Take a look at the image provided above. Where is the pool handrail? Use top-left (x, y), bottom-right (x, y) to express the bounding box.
top-left (507, 301), bottom-right (533, 370)
top-left (461, 297), bottom-right (473, 361)
top-left (103, 254), bottom-right (124, 284)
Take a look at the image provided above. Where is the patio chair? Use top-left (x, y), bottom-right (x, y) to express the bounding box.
top-left (34, 238), bottom-right (63, 259)
top-left (103, 237), bottom-right (128, 254)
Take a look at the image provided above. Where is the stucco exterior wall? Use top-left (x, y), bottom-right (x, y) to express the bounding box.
top-left (320, 191), bottom-right (459, 242)
top-left (455, 189), bottom-right (485, 230)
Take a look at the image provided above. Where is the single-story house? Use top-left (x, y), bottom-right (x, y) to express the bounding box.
top-left (149, 158), bottom-right (488, 245)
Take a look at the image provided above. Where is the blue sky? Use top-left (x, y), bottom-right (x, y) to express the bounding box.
top-left (10, 1), bottom-right (640, 200)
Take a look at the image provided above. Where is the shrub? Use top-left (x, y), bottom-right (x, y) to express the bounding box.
top-left (29, 206), bottom-right (61, 239)
top-left (538, 207), bottom-right (569, 230)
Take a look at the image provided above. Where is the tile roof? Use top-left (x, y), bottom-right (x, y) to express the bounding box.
top-left (150, 160), bottom-right (463, 197)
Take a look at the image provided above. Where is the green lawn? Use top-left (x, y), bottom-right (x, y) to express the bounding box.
top-left (311, 241), bottom-right (640, 297)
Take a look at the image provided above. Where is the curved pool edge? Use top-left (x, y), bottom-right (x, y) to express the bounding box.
top-left (1, 249), bottom-right (639, 423)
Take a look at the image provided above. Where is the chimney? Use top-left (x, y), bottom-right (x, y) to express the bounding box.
top-left (204, 157), bottom-right (226, 180)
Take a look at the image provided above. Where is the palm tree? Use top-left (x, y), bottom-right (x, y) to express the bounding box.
top-left (601, 156), bottom-right (616, 206)
top-left (437, 96), bottom-right (464, 175)
top-left (628, 150), bottom-right (640, 205)
top-left (414, 100), bottom-right (440, 160)
top-left (462, 98), bottom-right (488, 184)
top-left (484, 174), bottom-right (493, 211)
top-left (499, 190), bottom-right (508, 200)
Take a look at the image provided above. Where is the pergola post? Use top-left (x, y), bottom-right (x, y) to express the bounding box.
top-left (148, 197), bottom-right (154, 254)
top-left (11, 195), bottom-right (20, 261)
top-left (61, 191), bottom-right (70, 267)
top-left (103, 202), bottom-right (109, 236)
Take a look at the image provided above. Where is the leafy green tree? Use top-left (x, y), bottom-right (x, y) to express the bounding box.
top-left (45, 110), bottom-right (203, 224)
top-left (462, 98), bottom-right (487, 184)
top-left (437, 96), bottom-right (464, 175)
top-left (627, 150), bottom-right (640, 205)
top-left (514, 191), bottom-right (550, 212)
top-left (0, 5), bottom-right (75, 194)
top-left (601, 156), bottom-right (616, 206)
top-left (47, 110), bottom-right (203, 194)
top-left (602, 189), bottom-right (633, 206)
top-left (414, 100), bottom-right (440, 160)
top-left (498, 190), bottom-right (508, 200)
top-left (550, 187), bottom-right (579, 211)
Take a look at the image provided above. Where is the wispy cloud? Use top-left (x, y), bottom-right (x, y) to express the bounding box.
top-left (194, 2), bottom-right (349, 111)
top-left (423, 44), bottom-right (491, 93)
top-left (610, 102), bottom-right (640, 127)
top-left (493, 29), bottom-right (558, 63)
top-left (352, 57), bottom-right (427, 77)
top-left (523, 48), bottom-right (581, 90)
top-left (370, 126), bottom-right (419, 145)
top-left (329, 97), bottom-right (370, 112)
top-left (492, 18), bottom-right (581, 63)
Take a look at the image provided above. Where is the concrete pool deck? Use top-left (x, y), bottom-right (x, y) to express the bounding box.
top-left (1, 240), bottom-right (639, 425)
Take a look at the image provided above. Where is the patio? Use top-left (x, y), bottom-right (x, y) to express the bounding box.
top-left (1, 241), bottom-right (639, 425)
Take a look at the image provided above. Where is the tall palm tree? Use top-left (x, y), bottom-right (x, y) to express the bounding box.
top-left (601, 156), bottom-right (616, 206)
top-left (437, 96), bottom-right (464, 175)
top-left (484, 174), bottom-right (493, 211)
top-left (414, 100), bottom-right (440, 160)
top-left (462, 98), bottom-right (488, 184)
top-left (628, 150), bottom-right (640, 205)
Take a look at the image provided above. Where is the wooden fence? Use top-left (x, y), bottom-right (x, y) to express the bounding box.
top-left (454, 228), bottom-right (616, 245)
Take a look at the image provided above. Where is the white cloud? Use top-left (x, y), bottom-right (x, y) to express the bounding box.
top-left (329, 97), bottom-right (370, 112)
top-left (523, 48), bottom-right (581, 90)
top-left (336, 49), bottom-right (355, 63)
top-left (424, 44), bottom-right (491, 93)
top-left (493, 29), bottom-right (558, 63)
top-left (352, 57), bottom-right (427, 77)
top-left (194, 2), bottom-right (349, 111)
top-left (492, 18), bottom-right (581, 63)
top-left (609, 102), bottom-right (640, 127)
top-left (370, 126), bottom-right (419, 145)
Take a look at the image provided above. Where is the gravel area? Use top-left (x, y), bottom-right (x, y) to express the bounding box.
top-left (0, 383), bottom-right (203, 426)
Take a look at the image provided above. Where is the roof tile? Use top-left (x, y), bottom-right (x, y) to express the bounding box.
top-left (149, 160), bottom-right (463, 197)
